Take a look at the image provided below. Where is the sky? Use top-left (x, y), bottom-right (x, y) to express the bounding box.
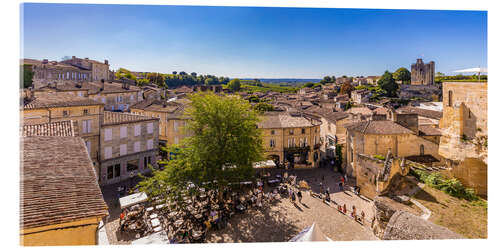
top-left (21, 3), bottom-right (487, 78)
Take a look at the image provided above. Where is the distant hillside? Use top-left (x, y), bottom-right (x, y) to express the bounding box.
top-left (241, 78), bottom-right (321, 86)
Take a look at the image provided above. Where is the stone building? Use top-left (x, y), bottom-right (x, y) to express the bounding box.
top-left (438, 81), bottom-right (487, 196)
top-left (344, 109), bottom-right (442, 177)
top-left (257, 111), bottom-right (322, 168)
top-left (130, 98), bottom-right (191, 146)
top-left (33, 80), bottom-right (145, 112)
top-left (99, 112), bottom-right (159, 185)
top-left (20, 136), bottom-right (108, 246)
top-left (60, 56), bottom-right (111, 82)
top-left (21, 92), bottom-right (104, 165)
top-left (22, 57), bottom-right (111, 89)
top-left (351, 89), bottom-right (372, 104)
top-left (410, 58), bottom-right (435, 85)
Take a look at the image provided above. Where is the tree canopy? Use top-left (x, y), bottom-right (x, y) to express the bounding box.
top-left (227, 78), bottom-right (241, 91)
top-left (137, 93), bottom-right (264, 201)
top-left (340, 82), bottom-right (355, 96)
top-left (253, 102), bottom-right (274, 112)
top-left (393, 67), bottom-right (411, 84)
top-left (21, 64), bottom-right (34, 88)
top-left (115, 68), bottom-right (137, 81)
top-left (378, 70), bottom-right (399, 97)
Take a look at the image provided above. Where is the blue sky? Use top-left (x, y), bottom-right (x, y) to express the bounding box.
top-left (21, 4), bottom-right (487, 78)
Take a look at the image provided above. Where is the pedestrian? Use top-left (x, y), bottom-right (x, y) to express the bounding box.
top-left (288, 187), bottom-right (293, 200)
top-left (297, 190), bottom-right (303, 203)
top-left (352, 205), bottom-right (357, 219)
top-left (291, 191), bottom-right (296, 203)
top-left (361, 211), bottom-right (365, 224)
top-left (343, 204), bottom-right (347, 214)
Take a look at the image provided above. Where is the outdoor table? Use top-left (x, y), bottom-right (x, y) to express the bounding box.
top-left (194, 213), bottom-right (203, 220)
top-left (174, 219), bottom-right (184, 228)
top-left (212, 204), bottom-right (219, 209)
top-left (236, 204), bottom-right (246, 211)
top-left (117, 186), bottom-right (125, 192)
top-left (156, 204), bottom-right (165, 210)
top-left (268, 179), bottom-right (279, 184)
top-left (150, 213), bottom-right (158, 219)
top-left (169, 212), bottom-right (178, 218)
top-left (257, 181), bottom-right (263, 186)
top-left (199, 194), bottom-right (207, 199)
top-left (146, 207), bottom-right (154, 212)
top-left (151, 218), bottom-right (161, 228)
top-left (153, 226), bottom-right (163, 232)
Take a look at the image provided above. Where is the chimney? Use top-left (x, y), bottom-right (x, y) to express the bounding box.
top-left (104, 60), bottom-right (108, 65)
top-left (42, 59), bottom-right (48, 64)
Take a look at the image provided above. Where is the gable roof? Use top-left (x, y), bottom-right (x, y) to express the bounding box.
top-left (21, 136), bottom-right (108, 229)
top-left (103, 111), bottom-right (158, 126)
top-left (397, 106), bottom-right (442, 120)
top-left (344, 120), bottom-right (415, 135)
top-left (258, 112), bottom-right (321, 129)
top-left (22, 92), bottom-right (103, 110)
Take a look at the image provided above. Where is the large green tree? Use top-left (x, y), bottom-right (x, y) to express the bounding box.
top-left (227, 78), bottom-right (241, 91)
top-left (393, 67), bottom-right (411, 84)
top-left (21, 64), bottom-right (34, 88)
top-left (138, 93), bottom-right (264, 201)
top-left (378, 70), bottom-right (399, 97)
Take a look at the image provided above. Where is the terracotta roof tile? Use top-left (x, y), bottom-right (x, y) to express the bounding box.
top-left (397, 106), bottom-right (442, 120)
top-left (344, 120), bottom-right (415, 135)
top-left (258, 112), bottom-right (321, 129)
top-left (22, 92), bottom-right (103, 110)
top-left (103, 111), bottom-right (158, 126)
top-left (22, 120), bottom-right (77, 137)
top-left (21, 136), bottom-right (108, 229)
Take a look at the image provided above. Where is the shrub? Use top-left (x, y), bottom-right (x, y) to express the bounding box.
top-left (410, 169), bottom-right (480, 201)
top-left (373, 154), bottom-right (386, 161)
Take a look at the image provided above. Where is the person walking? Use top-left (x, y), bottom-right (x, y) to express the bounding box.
top-left (361, 211), bottom-right (365, 225)
top-left (297, 190), bottom-right (303, 203)
top-left (291, 191), bottom-right (296, 204)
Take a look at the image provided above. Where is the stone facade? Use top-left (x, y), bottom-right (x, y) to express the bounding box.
top-left (99, 112), bottom-right (159, 185)
top-left (60, 56), bottom-right (111, 82)
top-left (438, 81), bottom-right (487, 196)
top-left (410, 59), bottom-right (435, 85)
top-left (258, 112), bottom-right (322, 168)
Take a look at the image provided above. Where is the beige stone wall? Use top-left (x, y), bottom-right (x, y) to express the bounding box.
top-left (260, 125), bottom-right (321, 167)
top-left (439, 82), bottom-right (487, 195)
top-left (99, 119), bottom-right (159, 185)
top-left (21, 105), bottom-right (103, 162)
top-left (89, 91), bottom-right (140, 111)
top-left (20, 217), bottom-right (101, 246)
top-left (92, 63), bottom-right (110, 81)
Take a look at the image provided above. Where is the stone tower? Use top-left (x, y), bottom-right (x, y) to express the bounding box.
top-left (411, 59), bottom-right (435, 85)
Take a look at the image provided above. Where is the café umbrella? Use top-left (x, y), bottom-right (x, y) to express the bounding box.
top-left (289, 223), bottom-right (332, 242)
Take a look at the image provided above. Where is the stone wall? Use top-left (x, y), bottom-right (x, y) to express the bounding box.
top-left (439, 82), bottom-right (487, 196)
top-left (410, 59), bottom-right (435, 85)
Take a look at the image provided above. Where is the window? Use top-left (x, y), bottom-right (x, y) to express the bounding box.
top-left (448, 90), bottom-right (453, 107)
top-left (127, 159), bottom-right (139, 172)
top-left (120, 126), bottom-right (127, 138)
top-left (134, 125), bottom-right (141, 136)
top-left (104, 146), bottom-right (112, 159)
top-left (305, 137), bottom-right (308, 146)
top-left (144, 156), bottom-right (152, 168)
top-left (114, 164), bottom-right (121, 177)
top-left (101, 97), bottom-right (106, 103)
top-left (147, 123), bottom-right (153, 134)
top-left (104, 128), bottom-right (112, 141)
top-left (293, 138), bottom-right (296, 147)
top-left (271, 130), bottom-right (275, 135)
top-left (288, 138), bottom-right (292, 147)
top-left (66, 72), bottom-right (69, 79)
top-left (78, 92), bottom-right (83, 97)
top-left (469, 109), bottom-right (472, 118)
top-left (159, 126), bottom-right (162, 135)
top-left (85, 141), bottom-right (91, 156)
top-left (270, 139), bottom-right (275, 148)
top-left (120, 144), bottom-right (127, 156)
top-left (83, 109), bottom-right (89, 115)
top-left (130, 95), bottom-right (134, 101)
top-left (62, 110), bottom-right (69, 117)
top-left (107, 165), bottom-right (114, 180)
top-left (174, 121), bottom-right (179, 132)
top-left (82, 120), bottom-right (92, 134)
top-left (134, 141), bottom-right (140, 152)
top-left (289, 129), bottom-right (294, 135)
top-left (147, 139), bottom-right (153, 150)
top-left (116, 96), bottom-right (123, 103)
top-left (301, 128), bottom-right (305, 134)
top-left (299, 138), bottom-right (303, 147)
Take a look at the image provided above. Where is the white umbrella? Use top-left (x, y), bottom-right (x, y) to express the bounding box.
top-left (453, 67), bottom-right (487, 80)
top-left (289, 223), bottom-right (332, 242)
